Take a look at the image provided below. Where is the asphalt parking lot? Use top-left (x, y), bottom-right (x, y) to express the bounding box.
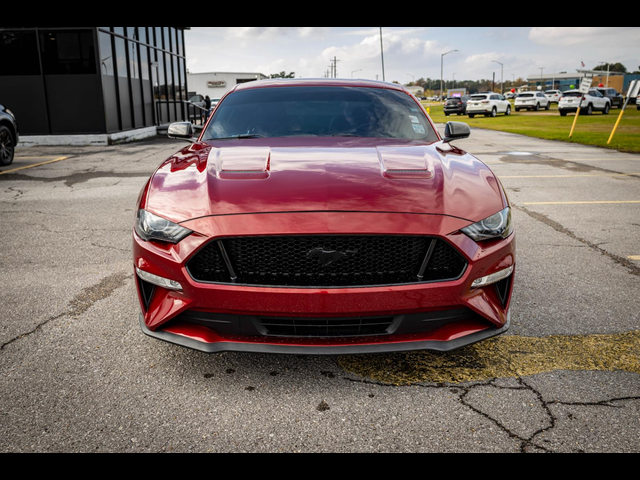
top-left (1, 130), bottom-right (639, 453)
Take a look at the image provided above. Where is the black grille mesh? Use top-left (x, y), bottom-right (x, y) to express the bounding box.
top-left (188, 236), bottom-right (467, 287)
top-left (187, 241), bottom-right (229, 283)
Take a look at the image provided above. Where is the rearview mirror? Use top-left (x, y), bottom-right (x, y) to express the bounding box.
top-left (443, 122), bottom-right (471, 143)
top-left (167, 122), bottom-right (195, 141)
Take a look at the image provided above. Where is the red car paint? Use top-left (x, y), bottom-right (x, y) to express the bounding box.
top-left (134, 79), bottom-right (515, 355)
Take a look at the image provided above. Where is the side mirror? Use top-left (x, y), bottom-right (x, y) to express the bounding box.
top-left (167, 122), bottom-right (195, 141)
top-left (443, 122), bottom-right (471, 143)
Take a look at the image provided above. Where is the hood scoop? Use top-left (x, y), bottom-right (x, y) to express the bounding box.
top-left (377, 146), bottom-right (436, 180)
top-left (211, 147), bottom-right (271, 180)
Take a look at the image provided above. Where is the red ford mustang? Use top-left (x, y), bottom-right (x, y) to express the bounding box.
top-left (133, 79), bottom-right (515, 355)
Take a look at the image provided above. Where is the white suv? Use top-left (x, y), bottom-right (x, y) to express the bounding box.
top-left (467, 93), bottom-right (512, 118)
top-left (545, 90), bottom-right (563, 104)
top-left (515, 92), bottom-right (551, 112)
top-left (559, 89), bottom-right (611, 116)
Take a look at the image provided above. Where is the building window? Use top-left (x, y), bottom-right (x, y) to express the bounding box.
top-left (114, 36), bottom-right (128, 78)
top-left (38, 30), bottom-right (96, 75)
top-left (0, 31), bottom-right (41, 76)
top-left (99, 32), bottom-right (114, 76)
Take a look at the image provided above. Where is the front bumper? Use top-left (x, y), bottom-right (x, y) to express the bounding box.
top-left (140, 311), bottom-right (511, 355)
top-left (134, 212), bottom-right (515, 355)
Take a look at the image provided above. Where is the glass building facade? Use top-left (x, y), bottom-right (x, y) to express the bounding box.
top-left (0, 27), bottom-right (189, 135)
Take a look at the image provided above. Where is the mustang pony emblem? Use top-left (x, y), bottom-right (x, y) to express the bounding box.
top-left (307, 248), bottom-right (358, 267)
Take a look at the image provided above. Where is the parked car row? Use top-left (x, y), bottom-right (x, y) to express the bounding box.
top-left (439, 86), bottom-right (640, 119)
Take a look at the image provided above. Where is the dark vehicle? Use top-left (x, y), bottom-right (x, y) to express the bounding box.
top-left (596, 88), bottom-right (624, 109)
top-left (0, 104), bottom-right (18, 167)
top-left (444, 96), bottom-right (469, 116)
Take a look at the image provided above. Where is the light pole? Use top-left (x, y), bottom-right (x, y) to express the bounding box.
top-left (600, 61), bottom-right (611, 87)
top-left (492, 61), bottom-right (504, 94)
top-left (351, 69), bottom-right (363, 79)
top-left (407, 73), bottom-right (415, 84)
top-left (540, 67), bottom-right (545, 90)
top-left (380, 27), bottom-right (386, 82)
top-left (441, 50), bottom-right (459, 100)
top-left (452, 73), bottom-right (457, 89)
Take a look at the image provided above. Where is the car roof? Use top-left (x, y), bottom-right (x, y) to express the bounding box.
top-left (233, 78), bottom-right (408, 93)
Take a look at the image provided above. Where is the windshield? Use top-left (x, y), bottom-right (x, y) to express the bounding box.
top-left (203, 86), bottom-right (439, 142)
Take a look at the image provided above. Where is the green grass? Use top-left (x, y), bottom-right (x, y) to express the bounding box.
top-left (422, 102), bottom-right (640, 153)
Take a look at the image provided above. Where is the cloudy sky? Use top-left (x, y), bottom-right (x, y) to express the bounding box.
top-left (185, 27), bottom-right (640, 82)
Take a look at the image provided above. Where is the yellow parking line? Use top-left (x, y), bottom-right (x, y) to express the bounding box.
top-left (0, 157), bottom-right (70, 176)
top-left (629, 256), bottom-right (640, 261)
top-left (523, 201), bottom-right (640, 206)
top-left (501, 173), bottom-right (640, 179)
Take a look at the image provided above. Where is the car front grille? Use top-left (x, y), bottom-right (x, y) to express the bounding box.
top-left (187, 236), bottom-right (467, 288)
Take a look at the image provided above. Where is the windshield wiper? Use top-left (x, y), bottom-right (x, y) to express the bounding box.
top-left (210, 134), bottom-right (266, 140)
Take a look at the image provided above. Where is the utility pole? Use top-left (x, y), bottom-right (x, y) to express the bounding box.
top-left (453, 73), bottom-right (457, 89)
top-left (329, 57), bottom-right (341, 79)
top-left (380, 27), bottom-right (386, 82)
top-left (540, 67), bottom-right (545, 90)
top-left (492, 60), bottom-right (504, 94)
top-left (441, 50), bottom-right (459, 100)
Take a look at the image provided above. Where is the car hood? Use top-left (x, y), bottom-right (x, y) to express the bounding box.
top-left (144, 138), bottom-right (505, 225)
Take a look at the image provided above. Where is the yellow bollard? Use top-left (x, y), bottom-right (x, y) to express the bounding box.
top-left (608, 108), bottom-right (626, 145)
top-left (569, 107), bottom-right (581, 138)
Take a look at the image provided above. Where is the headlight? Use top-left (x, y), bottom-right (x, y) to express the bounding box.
top-left (462, 208), bottom-right (513, 242)
top-left (135, 209), bottom-right (193, 244)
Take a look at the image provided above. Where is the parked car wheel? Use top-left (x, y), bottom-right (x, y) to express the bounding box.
top-left (545, 103), bottom-right (551, 111)
top-left (505, 106), bottom-right (512, 116)
top-left (603, 104), bottom-right (610, 115)
top-left (535, 103), bottom-right (541, 112)
top-left (584, 104), bottom-right (594, 116)
top-left (469, 114), bottom-right (475, 119)
top-left (560, 111), bottom-right (568, 117)
top-left (489, 108), bottom-right (497, 118)
top-left (0, 125), bottom-right (15, 167)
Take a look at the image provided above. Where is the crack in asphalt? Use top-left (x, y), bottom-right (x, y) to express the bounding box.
top-left (515, 205), bottom-right (640, 276)
top-left (0, 313), bottom-right (66, 353)
top-left (342, 373), bottom-right (640, 453)
top-left (515, 205), bottom-right (640, 277)
top-left (0, 272), bottom-right (132, 352)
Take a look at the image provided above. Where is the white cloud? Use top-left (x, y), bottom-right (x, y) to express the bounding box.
top-left (529, 27), bottom-right (640, 46)
top-left (225, 27), bottom-right (330, 39)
